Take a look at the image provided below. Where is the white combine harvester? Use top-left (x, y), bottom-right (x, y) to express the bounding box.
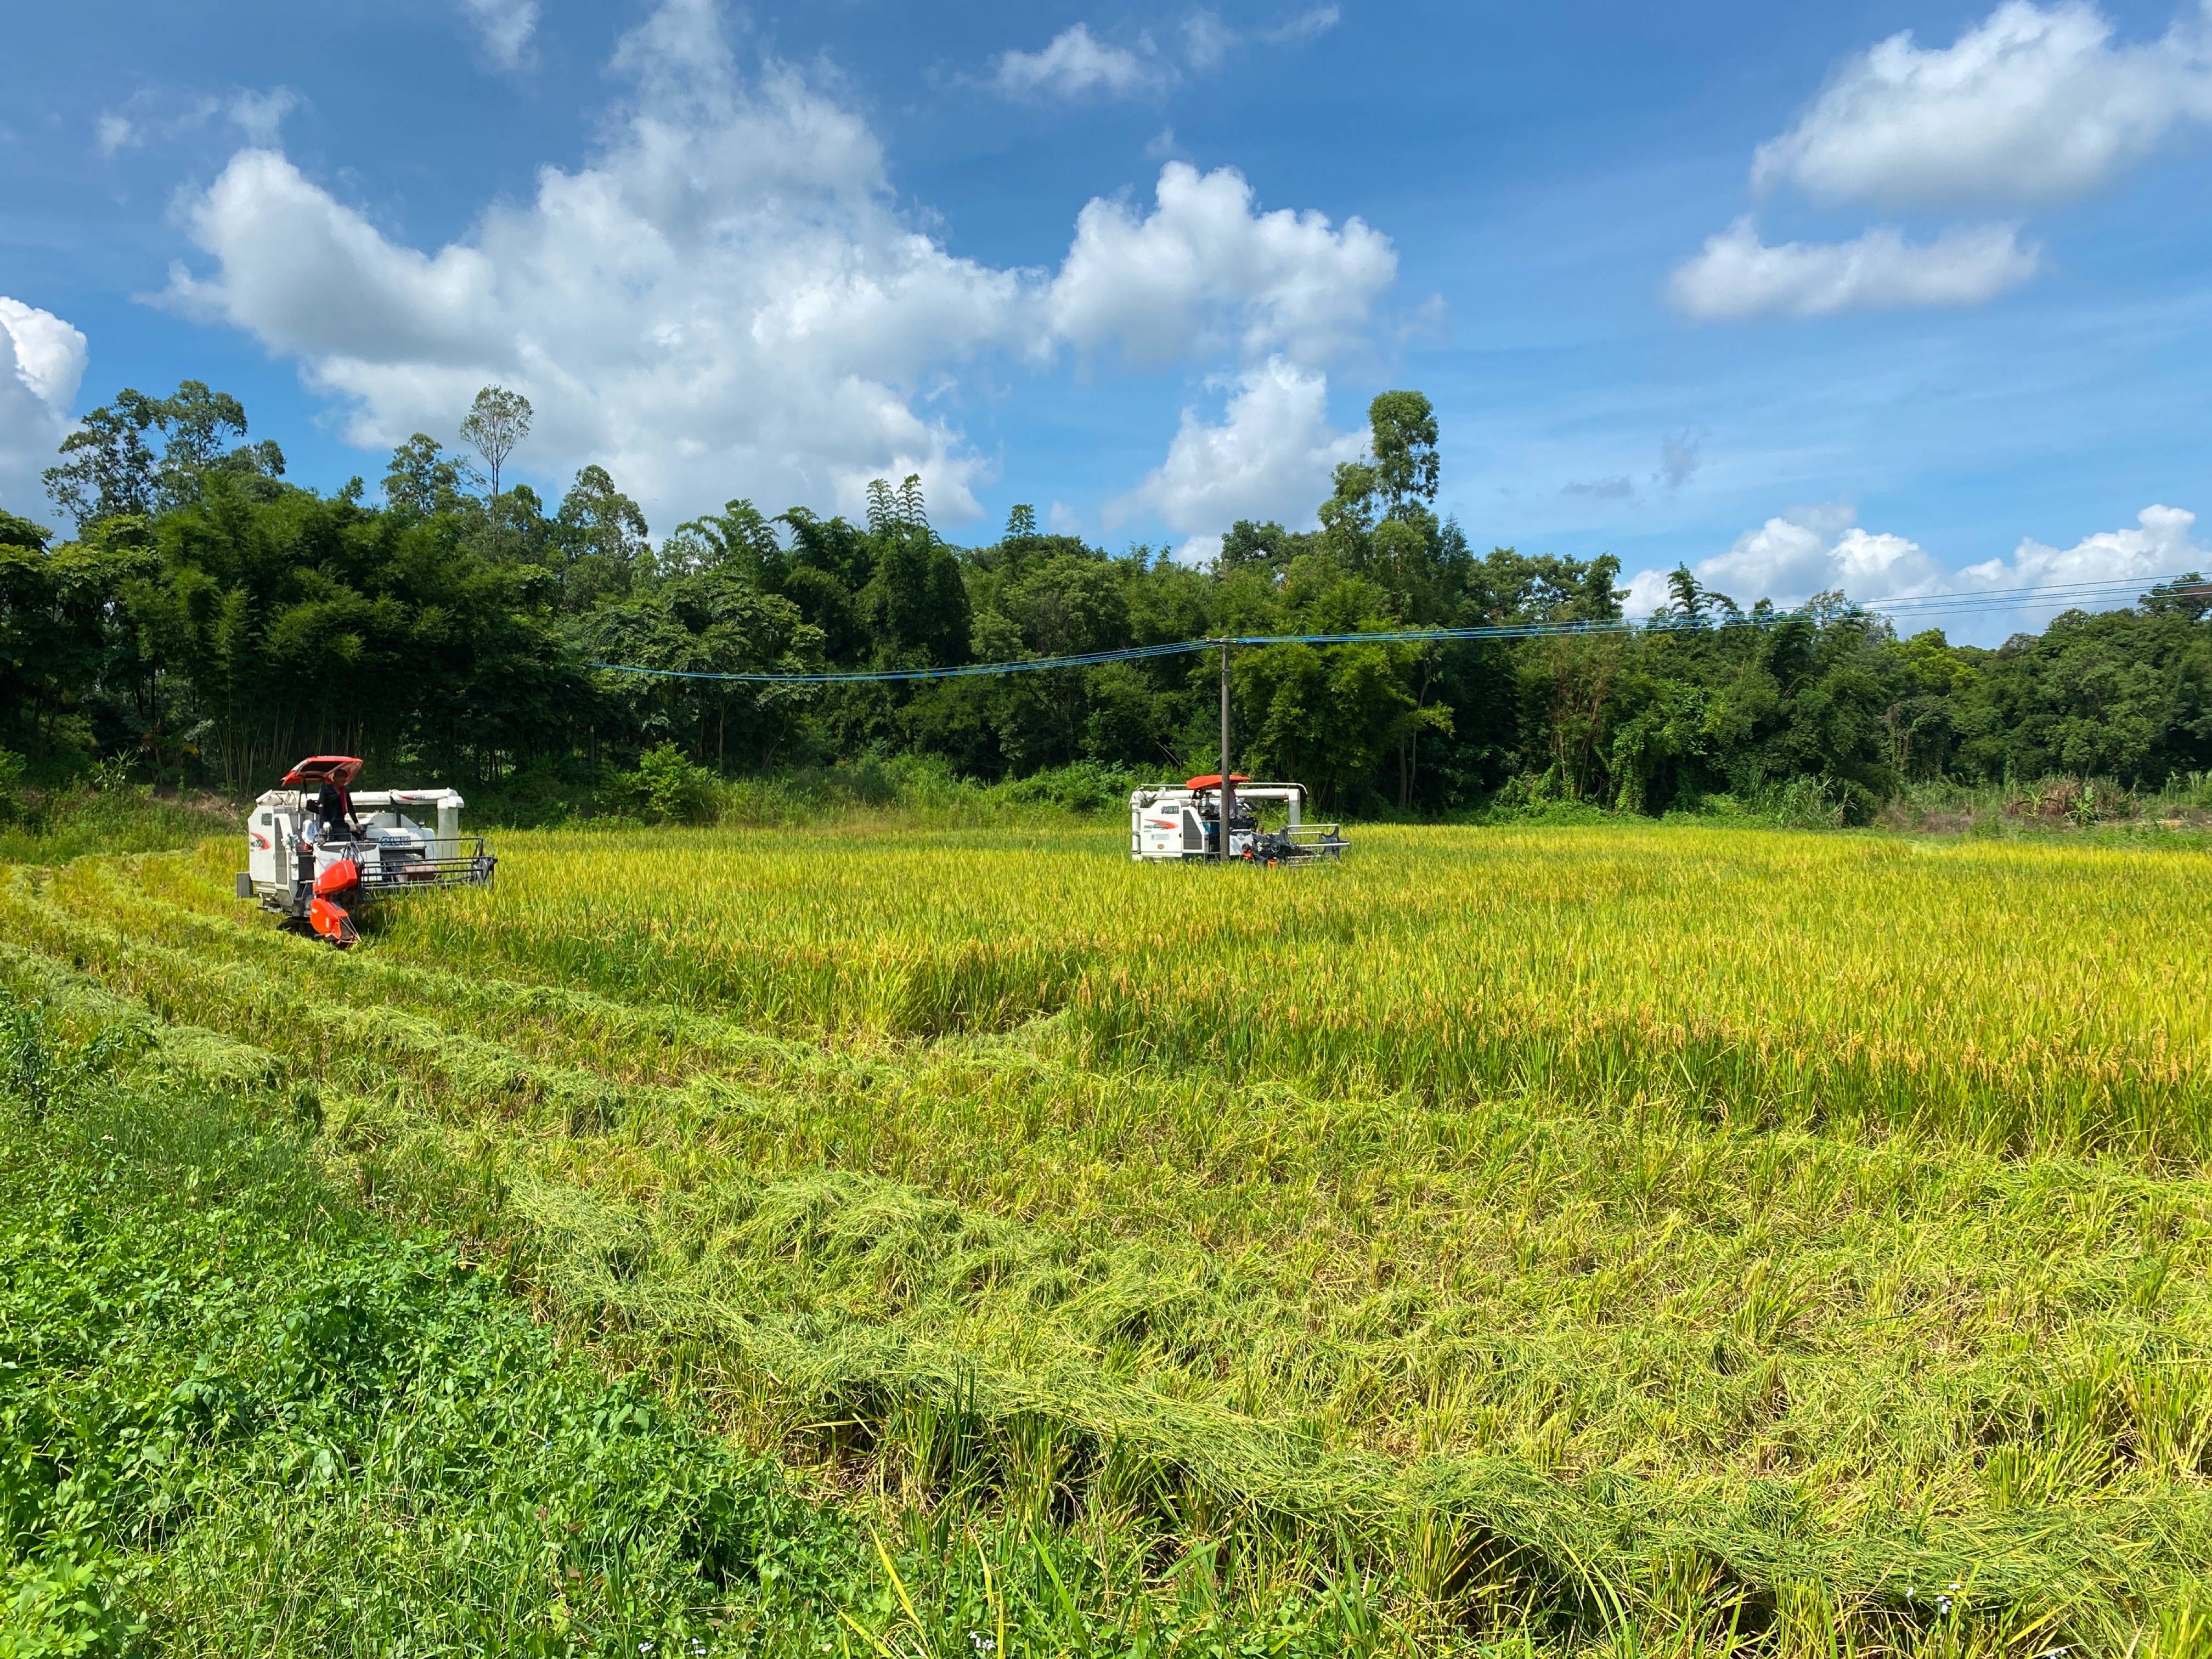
top-left (1130, 648), bottom-right (1347, 865)
top-left (1129, 775), bottom-right (1347, 864)
top-left (236, 755), bottom-right (495, 946)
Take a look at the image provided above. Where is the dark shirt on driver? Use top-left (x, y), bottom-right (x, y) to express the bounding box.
top-left (314, 781), bottom-right (356, 841)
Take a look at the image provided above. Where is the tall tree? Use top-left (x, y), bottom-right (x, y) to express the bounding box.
top-left (43, 390), bottom-right (165, 525)
top-left (554, 465), bottom-right (650, 611)
top-left (383, 435), bottom-right (482, 518)
top-left (153, 381), bottom-right (284, 509)
top-left (460, 386), bottom-right (532, 496)
top-left (859, 475), bottom-right (968, 667)
top-left (1664, 565), bottom-right (1706, 625)
top-left (2, 509), bottom-right (150, 763)
top-left (578, 569), bottom-right (822, 768)
top-left (1366, 390), bottom-right (1440, 520)
top-left (1216, 520), bottom-right (1302, 573)
top-left (43, 381), bottom-right (283, 526)
top-left (669, 500), bottom-right (786, 583)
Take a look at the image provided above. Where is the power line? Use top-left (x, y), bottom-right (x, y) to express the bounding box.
top-left (590, 638), bottom-right (1209, 684)
top-left (586, 569), bottom-right (2204, 685)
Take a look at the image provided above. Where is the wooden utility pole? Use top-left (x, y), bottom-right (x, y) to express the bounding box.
top-left (1218, 641), bottom-right (1235, 861)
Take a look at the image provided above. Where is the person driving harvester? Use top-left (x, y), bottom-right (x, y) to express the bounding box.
top-left (312, 771), bottom-right (363, 848)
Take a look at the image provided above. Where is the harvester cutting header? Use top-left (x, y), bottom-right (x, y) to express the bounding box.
top-left (236, 756), bottom-right (495, 946)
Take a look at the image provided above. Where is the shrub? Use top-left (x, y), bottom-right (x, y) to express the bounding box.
top-left (0, 1559), bottom-right (138, 1658)
top-left (991, 760), bottom-right (1142, 815)
top-left (1757, 774), bottom-right (1849, 830)
top-left (605, 742), bottom-right (721, 825)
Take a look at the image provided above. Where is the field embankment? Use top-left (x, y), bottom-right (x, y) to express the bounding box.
top-left (4, 820), bottom-right (2212, 1654)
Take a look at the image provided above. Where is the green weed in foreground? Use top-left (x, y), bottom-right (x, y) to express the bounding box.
top-left (0, 1001), bottom-right (1394, 1657)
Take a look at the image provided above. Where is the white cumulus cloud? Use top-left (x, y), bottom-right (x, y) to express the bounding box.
top-left (1626, 503), bottom-right (2208, 638)
top-left (1960, 504), bottom-right (2209, 588)
top-left (1108, 357), bottom-right (1364, 561)
top-left (1048, 161), bottom-right (1395, 366)
top-left (0, 297), bottom-right (88, 520)
top-left (456, 0), bottom-right (541, 70)
top-left (1753, 0), bottom-right (2212, 210)
top-left (1625, 502), bottom-right (1945, 613)
top-left (159, 0), bottom-right (1398, 532)
top-left (1667, 217), bottom-right (2040, 319)
top-left (993, 24), bottom-right (1165, 100)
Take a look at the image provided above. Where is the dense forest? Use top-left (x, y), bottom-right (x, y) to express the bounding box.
top-left (4, 378), bottom-right (2210, 821)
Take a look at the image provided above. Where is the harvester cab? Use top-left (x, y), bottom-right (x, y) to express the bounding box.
top-left (237, 756), bottom-right (496, 947)
top-left (1128, 776), bottom-right (1347, 864)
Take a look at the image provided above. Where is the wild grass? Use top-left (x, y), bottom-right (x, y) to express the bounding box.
top-left (0, 998), bottom-right (1396, 1656)
top-left (4, 819), bottom-right (2212, 1650)
top-left (1876, 773), bottom-right (2212, 838)
top-left (0, 782), bottom-right (232, 865)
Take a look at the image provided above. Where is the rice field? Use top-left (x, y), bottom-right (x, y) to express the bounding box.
top-left (5, 818), bottom-right (2212, 1653)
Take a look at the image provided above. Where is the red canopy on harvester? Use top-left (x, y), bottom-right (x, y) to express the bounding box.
top-left (1183, 774), bottom-right (1250, 789)
top-left (283, 756), bottom-right (363, 786)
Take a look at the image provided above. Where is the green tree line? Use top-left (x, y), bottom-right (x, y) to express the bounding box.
top-left (4, 378), bottom-right (2210, 817)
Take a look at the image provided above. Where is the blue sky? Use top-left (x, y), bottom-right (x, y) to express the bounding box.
top-left (2, 0), bottom-right (2208, 640)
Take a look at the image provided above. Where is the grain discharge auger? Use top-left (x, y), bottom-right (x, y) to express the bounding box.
top-left (237, 755), bottom-right (496, 947)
